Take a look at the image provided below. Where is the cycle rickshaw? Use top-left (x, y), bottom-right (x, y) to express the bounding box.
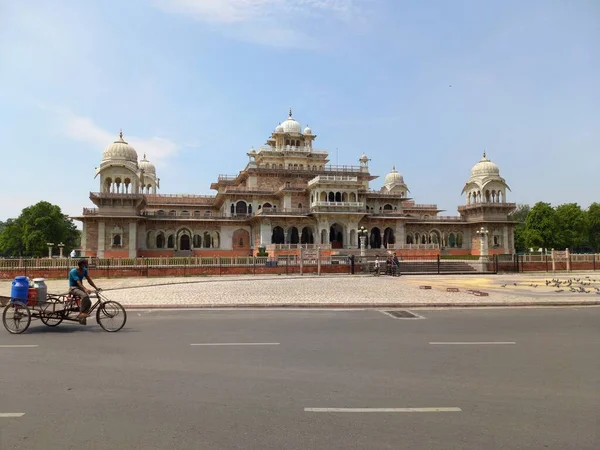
top-left (1, 290), bottom-right (127, 334)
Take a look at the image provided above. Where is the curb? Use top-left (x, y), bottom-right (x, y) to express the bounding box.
top-left (121, 301), bottom-right (600, 309)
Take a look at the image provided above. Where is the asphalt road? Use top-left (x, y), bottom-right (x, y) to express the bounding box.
top-left (1, 307), bottom-right (599, 450)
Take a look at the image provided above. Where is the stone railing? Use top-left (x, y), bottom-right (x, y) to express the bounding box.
top-left (311, 201), bottom-right (364, 208)
top-left (387, 244), bottom-right (440, 250)
top-left (255, 208), bottom-right (311, 216)
top-left (307, 175), bottom-right (359, 186)
top-left (403, 202), bottom-right (438, 209)
top-left (458, 202), bottom-right (516, 210)
top-left (410, 216), bottom-right (464, 221)
top-left (256, 145), bottom-right (328, 155)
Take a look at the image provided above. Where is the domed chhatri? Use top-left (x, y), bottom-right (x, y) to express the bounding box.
top-left (470, 150), bottom-right (500, 177)
top-left (303, 125), bottom-right (312, 135)
top-left (462, 150), bottom-right (511, 205)
top-left (102, 130), bottom-right (138, 163)
top-left (139, 153), bottom-right (156, 175)
top-left (281, 108), bottom-right (302, 134)
top-left (384, 165), bottom-right (404, 187)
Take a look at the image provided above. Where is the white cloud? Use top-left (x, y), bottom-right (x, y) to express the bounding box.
top-left (62, 113), bottom-right (179, 167)
top-left (152, 0), bottom-right (370, 48)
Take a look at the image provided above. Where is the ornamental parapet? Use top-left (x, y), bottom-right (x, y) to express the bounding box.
top-left (458, 202), bottom-right (516, 211)
top-left (255, 207), bottom-right (311, 216)
top-left (307, 175), bottom-right (359, 187)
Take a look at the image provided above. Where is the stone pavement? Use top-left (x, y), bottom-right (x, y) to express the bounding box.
top-left (2, 272), bottom-right (599, 308)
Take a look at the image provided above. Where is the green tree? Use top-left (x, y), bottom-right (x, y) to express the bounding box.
top-left (509, 204), bottom-right (530, 252)
top-left (524, 202), bottom-right (560, 251)
top-left (587, 202), bottom-right (600, 252)
top-left (0, 201), bottom-right (80, 257)
top-left (555, 203), bottom-right (588, 251)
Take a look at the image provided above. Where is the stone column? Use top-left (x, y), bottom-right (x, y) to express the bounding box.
top-left (503, 225), bottom-right (509, 254)
top-left (395, 222), bottom-right (405, 250)
top-left (260, 222), bottom-right (271, 246)
top-left (137, 222), bottom-right (147, 250)
top-left (81, 222), bottom-right (87, 257)
top-left (98, 221), bottom-right (105, 258)
top-left (128, 222), bottom-right (137, 258)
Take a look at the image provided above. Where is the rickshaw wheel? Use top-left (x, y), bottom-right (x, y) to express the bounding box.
top-left (41, 302), bottom-right (64, 327)
top-left (2, 302), bottom-right (32, 334)
top-left (96, 301), bottom-right (127, 332)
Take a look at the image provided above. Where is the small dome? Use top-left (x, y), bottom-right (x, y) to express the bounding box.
top-left (275, 123), bottom-right (284, 133)
top-left (102, 131), bottom-right (138, 163)
top-left (384, 166), bottom-right (404, 186)
top-left (470, 151), bottom-right (500, 177)
top-left (359, 153), bottom-right (370, 163)
top-left (304, 125), bottom-right (312, 135)
top-left (281, 108), bottom-right (302, 133)
top-left (139, 154), bottom-right (156, 175)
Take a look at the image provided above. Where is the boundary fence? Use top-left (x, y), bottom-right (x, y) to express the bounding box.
top-left (0, 254), bottom-right (597, 280)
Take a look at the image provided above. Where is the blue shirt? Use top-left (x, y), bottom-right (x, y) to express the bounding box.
top-left (68, 267), bottom-right (88, 287)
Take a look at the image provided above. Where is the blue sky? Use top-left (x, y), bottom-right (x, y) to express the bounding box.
top-left (1, 0), bottom-right (598, 223)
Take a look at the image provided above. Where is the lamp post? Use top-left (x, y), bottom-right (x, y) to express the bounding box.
top-left (58, 242), bottom-right (65, 258)
top-left (47, 242), bottom-right (54, 258)
top-left (358, 226), bottom-right (369, 259)
top-left (477, 227), bottom-right (489, 270)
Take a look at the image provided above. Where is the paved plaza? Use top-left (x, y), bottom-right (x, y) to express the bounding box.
top-left (2, 272), bottom-right (600, 308)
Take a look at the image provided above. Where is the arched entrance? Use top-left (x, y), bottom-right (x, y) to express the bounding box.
top-left (180, 234), bottom-right (191, 251)
top-left (301, 227), bottom-right (314, 244)
top-left (235, 201), bottom-right (247, 215)
top-left (330, 223), bottom-right (344, 249)
top-left (383, 227), bottom-right (395, 248)
top-left (288, 227), bottom-right (299, 244)
top-left (232, 229), bottom-right (250, 249)
top-left (271, 226), bottom-right (285, 244)
top-left (370, 227), bottom-right (381, 249)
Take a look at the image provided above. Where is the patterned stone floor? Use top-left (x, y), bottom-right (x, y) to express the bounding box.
top-left (2, 272), bottom-right (599, 307)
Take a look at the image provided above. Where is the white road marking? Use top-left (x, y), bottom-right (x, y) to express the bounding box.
top-left (429, 342), bottom-right (516, 345)
top-left (0, 413), bottom-right (25, 418)
top-left (190, 343), bottom-right (280, 346)
top-left (304, 407), bottom-right (462, 413)
top-left (0, 345), bottom-right (38, 348)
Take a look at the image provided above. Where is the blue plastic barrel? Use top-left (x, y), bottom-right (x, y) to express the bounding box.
top-left (11, 276), bottom-right (30, 302)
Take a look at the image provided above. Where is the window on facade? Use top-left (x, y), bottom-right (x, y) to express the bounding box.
top-left (167, 235), bottom-right (174, 248)
top-left (193, 234), bottom-right (201, 247)
top-left (156, 233), bottom-right (165, 248)
top-left (112, 234), bottom-right (121, 246)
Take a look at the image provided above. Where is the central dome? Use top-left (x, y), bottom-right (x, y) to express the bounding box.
top-left (384, 166), bottom-right (404, 187)
top-left (281, 109), bottom-right (302, 134)
top-left (102, 131), bottom-right (138, 163)
top-left (470, 152), bottom-right (499, 177)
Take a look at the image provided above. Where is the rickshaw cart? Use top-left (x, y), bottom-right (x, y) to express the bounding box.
top-left (1, 291), bottom-right (127, 334)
